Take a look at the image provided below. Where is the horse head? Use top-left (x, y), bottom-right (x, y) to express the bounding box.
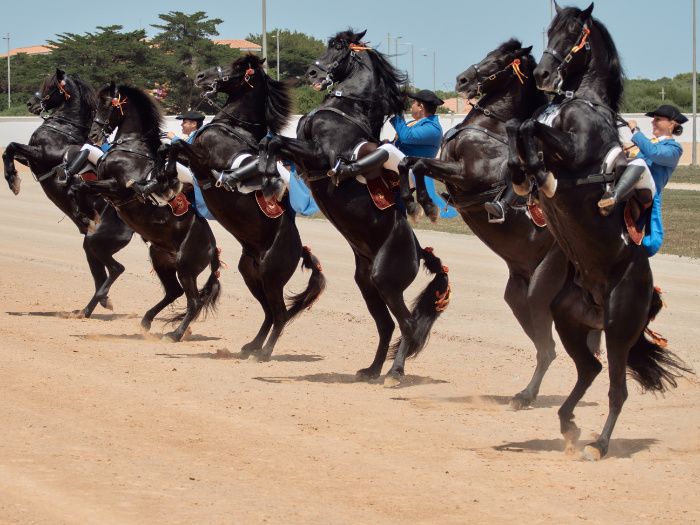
top-left (536, 2), bottom-right (594, 93)
top-left (306, 29), bottom-right (368, 91)
top-left (28, 68), bottom-right (77, 115)
top-left (456, 40), bottom-right (534, 99)
top-left (195, 54), bottom-right (267, 98)
top-left (90, 82), bottom-right (161, 146)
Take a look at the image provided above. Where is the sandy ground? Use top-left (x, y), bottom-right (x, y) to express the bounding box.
top-left (1, 173), bottom-right (699, 525)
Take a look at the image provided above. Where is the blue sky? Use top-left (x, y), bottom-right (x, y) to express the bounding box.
top-left (3, 0), bottom-right (698, 91)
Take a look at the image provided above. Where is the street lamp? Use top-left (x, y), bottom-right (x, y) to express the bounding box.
top-left (271, 30), bottom-right (280, 81)
top-left (400, 42), bottom-right (414, 87)
top-left (394, 36), bottom-right (402, 70)
top-left (2, 33), bottom-right (9, 109)
top-left (421, 49), bottom-right (436, 92)
top-left (261, 0), bottom-right (268, 70)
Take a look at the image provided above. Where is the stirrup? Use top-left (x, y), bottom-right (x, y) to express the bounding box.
top-left (484, 201), bottom-right (506, 224)
top-left (597, 190), bottom-right (616, 216)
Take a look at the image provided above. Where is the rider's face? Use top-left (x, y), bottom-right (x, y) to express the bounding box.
top-left (410, 100), bottom-right (425, 120)
top-left (651, 116), bottom-right (675, 138)
top-left (181, 119), bottom-right (198, 136)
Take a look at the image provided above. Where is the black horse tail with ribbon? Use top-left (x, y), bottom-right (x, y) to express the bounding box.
top-left (389, 242), bottom-right (451, 361)
top-left (285, 245), bottom-right (327, 321)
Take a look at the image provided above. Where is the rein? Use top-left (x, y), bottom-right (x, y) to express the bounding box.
top-left (543, 21), bottom-right (592, 95)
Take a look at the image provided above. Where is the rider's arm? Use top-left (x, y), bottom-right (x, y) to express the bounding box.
top-left (390, 115), bottom-right (442, 147)
top-left (632, 132), bottom-right (682, 168)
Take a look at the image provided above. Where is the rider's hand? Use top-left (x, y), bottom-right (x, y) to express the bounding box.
top-left (627, 119), bottom-right (637, 132)
top-left (166, 131), bottom-right (176, 139)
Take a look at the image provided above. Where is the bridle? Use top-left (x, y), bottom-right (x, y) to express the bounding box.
top-left (312, 42), bottom-right (369, 91)
top-left (542, 20), bottom-right (592, 94)
top-left (466, 56), bottom-right (529, 124)
top-left (35, 79), bottom-right (73, 116)
top-left (92, 93), bottom-right (128, 139)
top-left (197, 65), bottom-right (266, 130)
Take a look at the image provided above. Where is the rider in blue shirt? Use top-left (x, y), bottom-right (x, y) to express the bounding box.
top-left (599, 104), bottom-right (685, 256)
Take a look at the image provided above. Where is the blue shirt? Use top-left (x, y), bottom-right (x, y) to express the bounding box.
top-left (174, 129), bottom-right (215, 220)
top-left (631, 132), bottom-right (682, 256)
top-left (390, 113), bottom-right (442, 157)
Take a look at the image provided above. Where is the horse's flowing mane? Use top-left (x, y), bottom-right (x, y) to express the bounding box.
top-left (231, 54), bottom-right (291, 133)
top-left (334, 29), bottom-right (407, 116)
top-left (99, 84), bottom-right (163, 151)
top-left (551, 7), bottom-right (624, 111)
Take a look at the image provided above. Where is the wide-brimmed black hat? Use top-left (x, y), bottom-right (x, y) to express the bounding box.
top-left (407, 89), bottom-right (444, 106)
top-left (176, 110), bottom-right (206, 122)
top-left (644, 104), bottom-right (688, 124)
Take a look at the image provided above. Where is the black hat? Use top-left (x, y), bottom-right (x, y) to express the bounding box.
top-left (407, 89), bottom-right (444, 106)
top-left (176, 110), bottom-right (206, 122)
top-left (644, 104), bottom-right (688, 124)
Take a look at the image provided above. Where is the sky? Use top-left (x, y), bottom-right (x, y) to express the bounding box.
top-left (2, 0), bottom-right (698, 91)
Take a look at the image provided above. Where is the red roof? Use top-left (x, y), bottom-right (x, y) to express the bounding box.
top-left (214, 39), bottom-right (261, 51)
top-left (0, 45), bottom-right (53, 58)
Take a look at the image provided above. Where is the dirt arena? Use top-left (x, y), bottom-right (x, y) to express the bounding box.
top-left (1, 174), bottom-right (699, 524)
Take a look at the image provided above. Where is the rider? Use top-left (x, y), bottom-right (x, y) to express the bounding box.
top-left (598, 104), bottom-right (685, 255)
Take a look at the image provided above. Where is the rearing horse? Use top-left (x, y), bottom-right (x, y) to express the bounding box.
top-left (2, 69), bottom-right (134, 317)
top-left (509, 3), bottom-right (691, 459)
top-left (398, 40), bottom-right (597, 409)
top-left (258, 30), bottom-right (450, 380)
top-left (77, 82), bottom-right (221, 341)
top-left (162, 55), bottom-right (326, 361)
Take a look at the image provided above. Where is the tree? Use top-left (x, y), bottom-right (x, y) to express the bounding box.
top-left (151, 11), bottom-right (239, 112)
top-left (246, 29), bottom-right (325, 80)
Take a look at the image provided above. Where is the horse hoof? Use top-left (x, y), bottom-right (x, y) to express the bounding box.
top-left (383, 375), bottom-right (401, 388)
top-left (513, 181), bottom-right (531, 196)
top-left (425, 204), bottom-right (439, 223)
top-left (162, 332), bottom-right (182, 343)
top-left (9, 175), bottom-right (21, 195)
top-left (509, 395), bottom-right (532, 411)
top-left (100, 297), bottom-right (114, 311)
top-left (240, 343), bottom-right (259, 358)
top-left (250, 352), bottom-right (272, 363)
top-left (140, 320), bottom-right (152, 332)
top-left (582, 443), bottom-right (603, 461)
top-left (69, 309), bottom-right (87, 319)
top-left (540, 172), bottom-right (557, 198)
top-left (355, 367), bottom-right (381, 381)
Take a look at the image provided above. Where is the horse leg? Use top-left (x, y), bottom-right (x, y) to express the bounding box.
top-left (370, 225), bottom-right (422, 379)
top-left (353, 253), bottom-right (395, 379)
top-left (519, 119), bottom-right (575, 198)
top-left (397, 156), bottom-right (420, 218)
top-left (3, 142), bottom-right (38, 194)
top-left (79, 206), bottom-right (134, 317)
top-left (166, 220), bottom-right (218, 342)
top-left (142, 246), bottom-right (183, 332)
top-left (410, 158), bottom-right (463, 223)
top-left (551, 281), bottom-right (603, 455)
top-left (505, 118), bottom-right (529, 193)
top-left (237, 251), bottom-right (273, 357)
top-left (583, 269), bottom-right (651, 461)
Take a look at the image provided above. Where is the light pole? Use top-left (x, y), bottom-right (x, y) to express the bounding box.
top-left (271, 30), bottom-right (280, 80)
top-left (261, 0), bottom-right (268, 70)
top-left (693, 0), bottom-right (697, 165)
top-left (394, 36), bottom-right (402, 70)
top-left (401, 42), bottom-right (414, 87)
top-left (2, 33), bottom-right (9, 109)
top-left (422, 49), bottom-right (436, 92)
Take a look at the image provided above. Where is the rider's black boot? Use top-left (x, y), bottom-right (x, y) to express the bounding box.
top-left (484, 183), bottom-right (516, 224)
top-left (328, 148), bottom-right (389, 186)
top-left (61, 149), bottom-right (90, 182)
top-left (598, 163), bottom-right (646, 216)
top-left (217, 159), bottom-right (260, 191)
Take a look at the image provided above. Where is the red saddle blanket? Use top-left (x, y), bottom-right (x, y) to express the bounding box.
top-left (168, 193), bottom-right (191, 217)
top-left (527, 202), bottom-right (547, 228)
top-left (80, 171), bottom-right (98, 182)
top-left (366, 171), bottom-right (398, 211)
top-left (255, 191), bottom-right (285, 218)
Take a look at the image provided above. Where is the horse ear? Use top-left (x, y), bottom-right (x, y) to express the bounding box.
top-left (553, 1), bottom-right (562, 15)
top-left (260, 57), bottom-right (267, 66)
top-left (581, 2), bottom-right (594, 18)
top-left (518, 46), bottom-right (533, 56)
top-left (109, 80), bottom-right (117, 96)
top-left (56, 68), bottom-right (65, 80)
top-left (353, 30), bottom-right (367, 43)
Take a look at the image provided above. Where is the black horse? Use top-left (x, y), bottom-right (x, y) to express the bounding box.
top-left (257, 30), bottom-right (450, 380)
top-left (508, 3), bottom-right (691, 459)
top-left (2, 69), bottom-right (134, 317)
top-left (159, 54), bottom-right (325, 361)
top-left (76, 82), bottom-right (221, 341)
top-left (398, 40), bottom-right (591, 409)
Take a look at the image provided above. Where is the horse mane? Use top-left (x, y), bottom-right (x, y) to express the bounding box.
top-left (333, 29), bottom-right (407, 115)
top-left (99, 83), bottom-right (163, 150)
top-left (552, 7), bottom-right (624, 111)
top-left (42, 72), bottom-right (97, 114)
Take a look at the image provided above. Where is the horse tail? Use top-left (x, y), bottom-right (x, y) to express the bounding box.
top-left (390, 245), bottom-right (450, 360)
top-left (285, 245), bottom-right (326, 321)
top-left (627, 287), bottom-right (692, 392)
top-left (198, 245), bottom-right (222, 319)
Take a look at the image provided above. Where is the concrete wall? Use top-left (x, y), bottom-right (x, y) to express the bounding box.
top-left (3, 114), bottom-right (699, 164)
